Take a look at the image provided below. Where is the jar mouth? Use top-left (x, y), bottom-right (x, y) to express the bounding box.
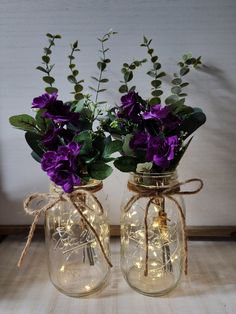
top-left (129, 171), bottom-right (178, 188)
top-left (50, 179), bottom-right (103, 194)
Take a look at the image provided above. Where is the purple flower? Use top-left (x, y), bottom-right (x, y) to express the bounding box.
top-left (41, 142), bottom-right (81, 193)
top-left (118, 92), bottom-right (143, 122)
top-left (32, 93), bottom-right (80, 124)
top-left (43, 101), bottom-right (80, 124)
top-left (42, 127), bottom-right (74, 150)
top-left (143, 104), bottom-right (181, 132)
top-left (146, 135), bottom-right (179, 168)
top-left (32, 93), bottom-right (58, 109)
top-left (129, 131), bottom-right (148, 150)
top-left (142, 104), bottom-right (170, 120)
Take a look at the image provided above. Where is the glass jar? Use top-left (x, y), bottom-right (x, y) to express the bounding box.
top-left (120, 172), bottom-right (186, 296)
top-left (45, 180), bottom-right (111, 297)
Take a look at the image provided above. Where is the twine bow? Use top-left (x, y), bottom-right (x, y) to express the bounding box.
top-left (18, 182), bottom-right (113, 268)
top-left (125, 178), bottom-right (203, 276)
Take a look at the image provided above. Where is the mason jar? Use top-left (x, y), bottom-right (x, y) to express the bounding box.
top-left (120, 172), bottom-right (186, 296)
top-left (45, 180), bottom-right (111, 297)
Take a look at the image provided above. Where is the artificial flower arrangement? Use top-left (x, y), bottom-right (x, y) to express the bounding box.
top-left (9, 31), bottom-right (121, 193)
top-left (102, 36), bottom-right (206, 173)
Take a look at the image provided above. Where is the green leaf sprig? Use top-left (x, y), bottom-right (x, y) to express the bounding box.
top-left (119, 58), bottom-right (147, 94)
top-left (141, 36), bottom-right (166, 105)
top-left (36, 33), bottom-right (61, 94)
top-left (67, 41), bottom-right (85, 101)
top-left (90, 30), bottom-right (117, 105)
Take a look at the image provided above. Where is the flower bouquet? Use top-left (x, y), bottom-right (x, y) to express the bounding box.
top-left (9, 32), bottom-right (119, 297)
top-left (101, 36), bottom-right (206, 296)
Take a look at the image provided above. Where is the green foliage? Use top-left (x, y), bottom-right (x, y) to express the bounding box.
top-left (36, 33), bottom-right (61, 93)
top-left (9, 114), bottom-right (38, 132)
top-left (67, 40), bottom-right (84, 100)
top-left (90, 30), bottom-right (117, 105)
top-left (88, 161), bottom-right (113, 180)
top-left (114, 156), bottom-right (137, 172)
top-left (25, 132), bottom-right (44, 158)
top-left (141, 36), bottom-right (166, 105)
top-left (119, 58), bottom-right (147, 94)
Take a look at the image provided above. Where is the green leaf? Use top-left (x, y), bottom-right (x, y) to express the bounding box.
top-left (44, 48), bottom-right (51, 55)
top-left (31, 151), bottom-right (41, 163)
top-left (100, 78), bottom-right (109, 83)
top-left (74, 84), bottom-right (83, 93)
top-left (103, 140), bottom-right (123, 158)
top-left (72, 70), bottom-right (79, 77)
top-left (73, 40), bottom-right (78, 48)
top-left (151, 90), bottom-right (163, 97)
top-left (177, 112), bottom-right (206, 139)
top-left (46, 33), bottom-right (53, 38)
top-left (73, 130), bottom-right (92, 143)
top-left (114, 156), bottom-right (137, 172)
top-left (25, 132), bottom-right (44, 157)
top-left (67, 75), bottom-right (77, 84)
top-left (42, 55), bottom-right (50, 63)
top-left (88, 161), bottom-right (113, 180)
top-left (36, 66), bottom-right (48, 74)
top-left (74, 93), bottom-right (84, 101)
top-left (43, 76), bottom-right (55, 84)
top-left (45, 86), bottom-right (58, 94)
top-left (151, 56), bottom-right (158, 63)
top-left (97, 62), bottom-right (106, 71)
top-left (9, 114), bottom-right (37, 132)
top-left (147, 70), bottom-right (156, 78)
top-left (180, 82), bottom-right (189, 88)
top-left (171, 86), bottom-right (182, 95)
top-left (69, 64), bottom-right (76, 69)
top-left (148, 49), bottom-right (153, 55)
top-left (149, 97), bottom-right (161, 105)
top-left (35, 110), bottom-right (51, 132)
top-left (54, 34), bottom-right (62, 39)
top-left (156, 72), bottom-right (166, 78)
top-left (180, 67), bottom-right (190, 76)
top-left (122, 134), bottom-right (135, 156)
top-left (172, 78), bottom-right (182, 85)
top-left (153, 63), bottom-right (161, 70)
top-left (136, 162), bottom-right (153, 173)
top-left (143, 36), bottom-right (148, 44)
top-left (124, 71), bottom-right (133, 82)
top-left (165, 95), bottom-right (179, 105)
top-left (119, 85), bottom-right (128, 93)
top-left (151, 80), bottom-right (161, 88)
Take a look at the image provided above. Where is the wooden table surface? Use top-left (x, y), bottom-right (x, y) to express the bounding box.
top-left (0, 236), bottom-right (235, 314)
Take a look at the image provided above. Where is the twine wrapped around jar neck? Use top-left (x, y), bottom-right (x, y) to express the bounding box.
top-left (125, 175), bottom-right (203, 276)
top-left (17, 180), bottom-right (113, 268)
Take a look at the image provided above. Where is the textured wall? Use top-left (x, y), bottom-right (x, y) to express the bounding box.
top-left (1, 0), bottom-right (236, 225)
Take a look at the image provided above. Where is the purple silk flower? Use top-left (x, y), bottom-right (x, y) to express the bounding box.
top-left (118, 91), bottom-right (143, 122)
top-left (146, 135), bottom-right (179, 168)
top-left (32, 93), bottom-right (80, 124)
top-left (41, 142), bottom-right (81, 193)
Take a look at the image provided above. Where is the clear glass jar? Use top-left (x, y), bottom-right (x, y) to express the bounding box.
top-left (120, 172), bottom-right (185, 296)
top-left (45, 180), bottom-right (111, 297)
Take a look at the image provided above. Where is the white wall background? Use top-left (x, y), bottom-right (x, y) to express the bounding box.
top-left (0, 0), bottom-right (236, 226)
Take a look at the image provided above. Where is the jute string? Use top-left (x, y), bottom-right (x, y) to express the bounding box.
top-left (17, 181), bottom-right (113, 268)
top-left (125, 178), bottom-right (203, 276)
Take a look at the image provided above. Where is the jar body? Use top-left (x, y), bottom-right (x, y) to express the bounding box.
top-left (45, 181), bottom-right (110, 297)
top-left (120, 172), bottom-right (185, 296)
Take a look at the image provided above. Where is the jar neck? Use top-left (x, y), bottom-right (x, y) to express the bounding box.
top-left (50, 179), bottom-right (103, 194)
top-left (129, 171), bottom-right (178, 188)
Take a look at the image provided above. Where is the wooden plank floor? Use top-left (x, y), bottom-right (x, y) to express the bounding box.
top-left (0, 236), bottom-right (236, 314)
